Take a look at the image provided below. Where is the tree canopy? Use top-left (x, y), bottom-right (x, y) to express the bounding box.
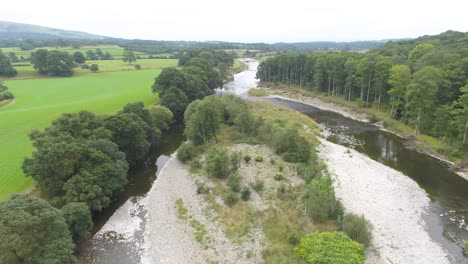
top-left (0, 195), bottom-right (76, 264)
top-left (0, 51), bottom-right (17, 77)
top-left (31, 49), bottom-right (74, 76)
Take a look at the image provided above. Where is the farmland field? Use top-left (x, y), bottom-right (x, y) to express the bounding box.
top-left (11, 59), bottom-right (178, 79)
top-left (0, 69), bottom-right (162, 201)
top-left (1, 45), bottom-right (151, 59)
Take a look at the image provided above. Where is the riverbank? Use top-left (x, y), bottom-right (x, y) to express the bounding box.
top-left (320, 139), bottom-right (450, 263)
top-left (264, 87), bottom-right (468, 181)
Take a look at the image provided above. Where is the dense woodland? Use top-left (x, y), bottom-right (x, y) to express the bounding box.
top-left (257, 31), bottom-right (468, 156)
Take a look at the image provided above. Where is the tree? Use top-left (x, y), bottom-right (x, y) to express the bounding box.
top-left (61, 202), bottom-right (93, 243)
top-left (0, 51), bottom-right (18, 77)
top-left (8, 52), bottom-right (18, 63)
top-left (184, 97), bottom-right (223, 145)
top-left (123, 50), bottom-right (136, 64)
top-left (388, 65), bottom-right (411, 118)
top-left (31, 50), bottom-right (74, 76)
top-left (22, 112), bottom-right (129, 211)
top-left (453, 84), bottom-right (468, 145)
top-left (134, 64), bottom-right (141, 70)
top-left (148, 105), bottom-right (173, 130)
top-left (104, 113), bottom-right (150, 164)
top-left (86, 50), bottom-right (98, 60)
top-left (0, 80), bottom-right (14, 101)
top-left (0, 195), bottom-right (76, 264)
top-left (160, 87), bottom-right (189, 118)
top-left (90, 64), bottom-right (99, 72)
top-left (406, 66), bottom-right (443, 134)
top-left (73, 52), bottom-right (86, 63)
top-left (295, 232), bottom-right (365, 264)
top-left (151, 67), bottom-right (187, 94)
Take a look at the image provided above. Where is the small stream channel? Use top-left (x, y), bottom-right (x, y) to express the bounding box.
top-left (79, 59), bottom-right (468, 263)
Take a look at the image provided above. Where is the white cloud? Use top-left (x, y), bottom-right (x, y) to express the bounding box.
top-left (1, 0), bottom-right (468, 42)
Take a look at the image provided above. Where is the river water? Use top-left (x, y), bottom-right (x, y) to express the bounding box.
top-left (79, 59), bottom-right (468, 263)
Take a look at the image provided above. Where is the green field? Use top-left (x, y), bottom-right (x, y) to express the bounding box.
top-left (0, 69), bottom-right (161, 201)
top-left (9, 59), bottom-right (178, 80)
top-left (1, 45), bottom-right (149, 59)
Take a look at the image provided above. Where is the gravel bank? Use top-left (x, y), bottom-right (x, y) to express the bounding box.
top-left (319, 139), bottom-right (450, 264)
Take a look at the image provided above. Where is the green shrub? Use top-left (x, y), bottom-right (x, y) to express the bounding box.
top-left (177, 142), bottom-right (196, 163)
top-left (273, 128), bottom-right (311, 163)
top-left (255, 155), bottom-right (263, 162)
top-left (205, 147), bottom-right (230, 178)
top-left (134, 64), bottom-right (141, 70)
top-left (224, 192), bottom-right (239, 207)
top-left (296, 163), bottom-right (320, 183)
top-left (274, 173), bottom-right (284, 181)
top-left (190, 159), bottom-right (202, 172)
top-left (278, 183), bottom-right (286, 193)
top-left (250, 178), bottom-right (264, 193)
top-left (230, 151), bottom-right (241, 173)
top-left (305, 176), bottom-right (344, 222)
top-left (196, 181), bottom-right (210, 195)
top-left (341, 213), bottom-right (372, 247)
top-left (287, 230), bottom-right (301, 245)
top-left (90, 64), bottom-right (99, 72)
top-left (0, 90), bottom-right (14, 101)
top-left (241, 187), bottom-right (251, 201)
top-left (227, 173), bottom-right (241, 192)
top-left (295, 232), bottom-right (365, 264)
top-left (368, 113), bottom-right (379, 124)
top-left (244, 155), bottom-right (251, 163)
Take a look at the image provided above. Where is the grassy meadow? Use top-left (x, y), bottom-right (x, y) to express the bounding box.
top-left (0, 69), bottom-right (162, 201)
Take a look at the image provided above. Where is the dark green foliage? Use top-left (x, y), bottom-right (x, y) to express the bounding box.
top-left (296, 163), bottom-right (320, 183)
top-left (72, 52), bottom-right (85, 63)
top-left (160, 87), bottom-right (189, 118)
top-left (230, 151), bottom-right (241, 173)
top-left (86, 50), bottom-right (98, 60)
top-left (287, 230), bottom-right (301, 245)
top-left (90, 64), bottom-right (99, 72)
top-left (123, 50), bottom-right (136, 64)
top-left (243, 155), bottom-right (251, 163)
top-left (104, 112), bottom-right (152, 165)
top-left (227, 173), bottom-right (241, 192)
top-left (196, 181), bottom-right (210, 195)
top-left (341, 213), bottom-right (372, 247)
top-left (0, 51), bottom-right (17, 76)
top-left (177, 142), bottom-right (196, 163)
top-left (273, 128), bottom-right (311, 163)
top-left (305, 176), bottom-right (344, 222)
top-left (0, 195), bottom-right (76, 264)
top-left (135, 64), bottom-right (141, 70)
top-left (0, 81), bottom-right (14, 101)
top-left (295, 231), bottom-right (365, 264)
top-left (205, 147), bottom-right (230, 178)
top-left (274, 173), bottom-right (284, 181)
top-left (224, 192), bottom-right (239, 207)
top-left (241, 187), bottom-right (251, 201)
top-left (31, 49), bottom-right (74, 76)
top-left (250, 178), bottom-right (264, 193)
top-left (61, 202), bottom-right (93, 243)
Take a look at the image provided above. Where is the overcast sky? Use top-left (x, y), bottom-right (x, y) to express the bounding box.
top-left (2, 0), bottom-right (468, 43)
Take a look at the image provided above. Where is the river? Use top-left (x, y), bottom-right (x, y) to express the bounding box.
top-left (79, 59), bottom-right (468, 263)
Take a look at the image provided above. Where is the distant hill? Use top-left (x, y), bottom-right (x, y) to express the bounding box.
top-left (0, 21), bottom-right (108, 41)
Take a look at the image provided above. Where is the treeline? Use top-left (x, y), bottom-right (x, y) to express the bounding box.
top-left (152, 49), bottom-right (234, 117)
top-left (0, 103), bottom-right (173, 263)
top-left (257, 30), bottom-right (468, 154)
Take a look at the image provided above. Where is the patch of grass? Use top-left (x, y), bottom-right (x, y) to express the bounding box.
top-left (254, 155), bottom-right (264, 162)
top-left (0, 70), bottom-right (161, 200)
top-left (250, 178), bottom-right (265, 193)
top-left (248, 88), bottom-right (269, 97)
top-left (189, 218), bottom-right (209, 248)
top-left (274, 173), bottom-right (284, 181)
top-left (176, 198), bottom-right (188, 220)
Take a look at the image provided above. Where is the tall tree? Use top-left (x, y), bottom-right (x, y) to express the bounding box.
top-left (122, 50), bottom-right (137, 64)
